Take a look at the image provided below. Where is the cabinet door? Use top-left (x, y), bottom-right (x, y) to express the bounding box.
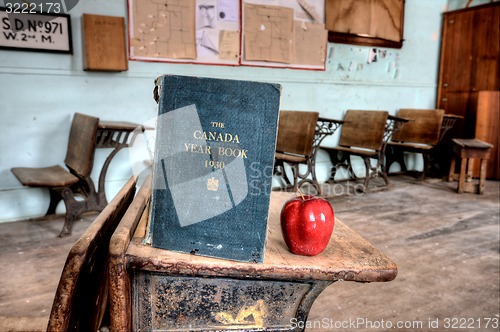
top-left (437, 3), bottom-right (500, 136)
top-left (476, 91), bottom-right (499, 179)
top-left (471, 6), bottom-right (500, 92)
top-left (438, 10), bottom-right (474, 100)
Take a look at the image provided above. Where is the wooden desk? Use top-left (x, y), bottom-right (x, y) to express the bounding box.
top-left (109, 180), bottom-right (397, 331)
top-left (275, 117), bottom-right (344, 195)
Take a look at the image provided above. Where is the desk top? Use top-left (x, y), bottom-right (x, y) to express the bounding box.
top-left (98, 121), bottom-right (154, 132)
top-left (452, 138), bottom-right (493, 149)
top-left (98, 120), bottom-right (142, 131)
top-left (388, 114), bottom-right (410, 123)
top-left (126, 191), bottom-right (397, 283)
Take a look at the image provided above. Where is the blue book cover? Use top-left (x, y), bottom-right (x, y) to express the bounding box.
top-left (149, 75), bottom-right (281, 262)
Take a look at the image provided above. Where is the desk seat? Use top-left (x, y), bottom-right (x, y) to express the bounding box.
top-left (11, 165), bottom-right (80, 187)
top-left (321, 110), bottom-right (390, 192)
top-left (275, 152), bottom-right (307, 164)
top-left (11, 113), bottom-right (100, 237)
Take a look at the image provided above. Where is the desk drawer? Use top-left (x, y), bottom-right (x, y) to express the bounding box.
top-left (132, 271), bottom-right (320, 331)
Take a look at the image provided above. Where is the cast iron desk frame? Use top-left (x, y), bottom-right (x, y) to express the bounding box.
top-left (109, 182), bottom-right (398, 332)
top-left (94, 121), bottom-right (145, 208)
top-left (440, 114), bottom-right (463, 143)
top-left (382, 115), bottom-right (410, 174)
top-left (323, 115), bottom-right (409, 191)
top-left (386, 114), bottom-right (463, 178)
top-left (277, 117), bottom-right (344, 195)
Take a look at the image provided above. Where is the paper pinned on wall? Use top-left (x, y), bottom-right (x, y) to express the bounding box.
top-left (197, 30), bottom-right (219, 55)
top-left (368, 48), bottom-right (378, 63)
top-left (219, 30), bottom-right (240, 60)
top-left (196, 0), bottom-right (217, 29)
top-left (296, 0), bottom-right (321, 23)
top-left (243, 3), bottom-right (294, 63)
top-left (293, 21), bottom-right (327, 66)
top-left (129, 0), bottom-right (239, 65)
top-left (129, 0), bottom-right (326, 68)
top-left (217, 0), bottom-right (239, 21)
top-left (131, 0), bottom-right (197, 59)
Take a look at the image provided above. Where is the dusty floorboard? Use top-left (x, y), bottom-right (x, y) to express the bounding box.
top-left (0, 176), bottom-right (498, 331)
top-left (307, 177), bottom-right (499, 331)
top-left (0, 213), bottom-right (97, 331)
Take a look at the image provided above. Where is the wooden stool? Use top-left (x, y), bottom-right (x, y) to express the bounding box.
top-left (448, 138), bottom-right (493, 194)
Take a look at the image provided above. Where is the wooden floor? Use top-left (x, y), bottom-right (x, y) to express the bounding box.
top-left (0, 176), bottom-right (498, 331)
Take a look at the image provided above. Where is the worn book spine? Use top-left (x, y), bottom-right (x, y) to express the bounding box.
top-left (149, 75), bottom-right (281, 262)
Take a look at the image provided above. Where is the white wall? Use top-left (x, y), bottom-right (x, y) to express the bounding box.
top-left (0, 0), bottom-right (450, 222)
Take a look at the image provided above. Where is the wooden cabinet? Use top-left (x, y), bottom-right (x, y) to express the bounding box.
top-left (437, 3), bottom-right (499, 179)
top-left (475, 91), bottom-right (499, 179)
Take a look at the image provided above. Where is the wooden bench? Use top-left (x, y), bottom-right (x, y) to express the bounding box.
top-left (274, 111), bottom-right (319, 193)
top-left (11, 113), bottom-right (104, 237)
top-left (321, 110), bottom-right (390, 192)
top-left (386, 109), bottom-right (445, 178)
top-left (46, 176), bottom-right (137, 331)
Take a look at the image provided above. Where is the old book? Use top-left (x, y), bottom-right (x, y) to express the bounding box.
top-left (149, 75), bottom-right (281, 262)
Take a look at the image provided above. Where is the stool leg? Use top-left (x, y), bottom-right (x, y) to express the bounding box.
top-left (466, 158), bottom-right (474, 182)
top-left (478, 158), bottom-right (487, 194)
top-left (448, 156), bottom-right (456, 182)
top-left (458, 158), bottom-right (467, 193)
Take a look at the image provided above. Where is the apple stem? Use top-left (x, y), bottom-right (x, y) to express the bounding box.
top-left (297, 188), bottom-right (305, 200)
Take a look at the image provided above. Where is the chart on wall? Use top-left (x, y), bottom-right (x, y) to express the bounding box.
top-left (127, 0), bottom-right (327, 70)
top-left (128, 0), bottom-right (240, 65)
top-left (241, 0), bottom-right (327, 69)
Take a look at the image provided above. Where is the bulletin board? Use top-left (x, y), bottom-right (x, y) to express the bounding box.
top-left (241, 0), bottom-right (327, 70)
top-left (127, 0), bottom-right (327, 70)
top-left (128, 0), bottom-right (240, 65)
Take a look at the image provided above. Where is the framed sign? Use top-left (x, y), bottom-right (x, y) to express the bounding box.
top-left (325, 0), bottom-right (405, 49)
top-left (0, 7), bottom-right (72, 54)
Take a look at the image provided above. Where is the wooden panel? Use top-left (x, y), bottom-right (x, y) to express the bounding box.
top-left (109, 177), bottom-right (152, 332)
top-left (471, 5), bottom-right (500, 92)
top-left (64, 112), bottom-right (99, 177)
top-left (438, 9), bottom-right (474, 95)
top-left (47, 176), bottom-right (137, 332)
top-left (436, 3), bottom-right (499, 143)
top-left (276, 111), bottom-right (319, 156)
top-left (475, 91), bottom-right (500, 179)
top-left (339, 110), bottom-right (388, 151)
top-left (325, 0), bottom-right (405, 48)
top-left (82, 14), bottom-right (128, 71)
top-left (439, 91), bottom-right (472, 138)
top-left (392, 109), bottom-right (444, 145)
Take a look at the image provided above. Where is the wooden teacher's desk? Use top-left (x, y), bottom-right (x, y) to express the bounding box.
top-left (109, 180), bottom-right (397, 331)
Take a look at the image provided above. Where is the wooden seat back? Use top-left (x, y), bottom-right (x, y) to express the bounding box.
top-left (276, 111), bottom-right (319, 157)
top-left (339, 110), bottom-right (389, 151)
top-left (392, 109), bottom-right (445, 145)
top-left (64, 113), bottom-right (99, 178)
top-left (109, 177), bottom-right (152, 332)
top-left (47, 176), bottom-right (137, 332)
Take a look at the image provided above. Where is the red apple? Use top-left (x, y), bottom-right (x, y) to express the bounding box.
top-left (280, 195), bottom-right (335, 256)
